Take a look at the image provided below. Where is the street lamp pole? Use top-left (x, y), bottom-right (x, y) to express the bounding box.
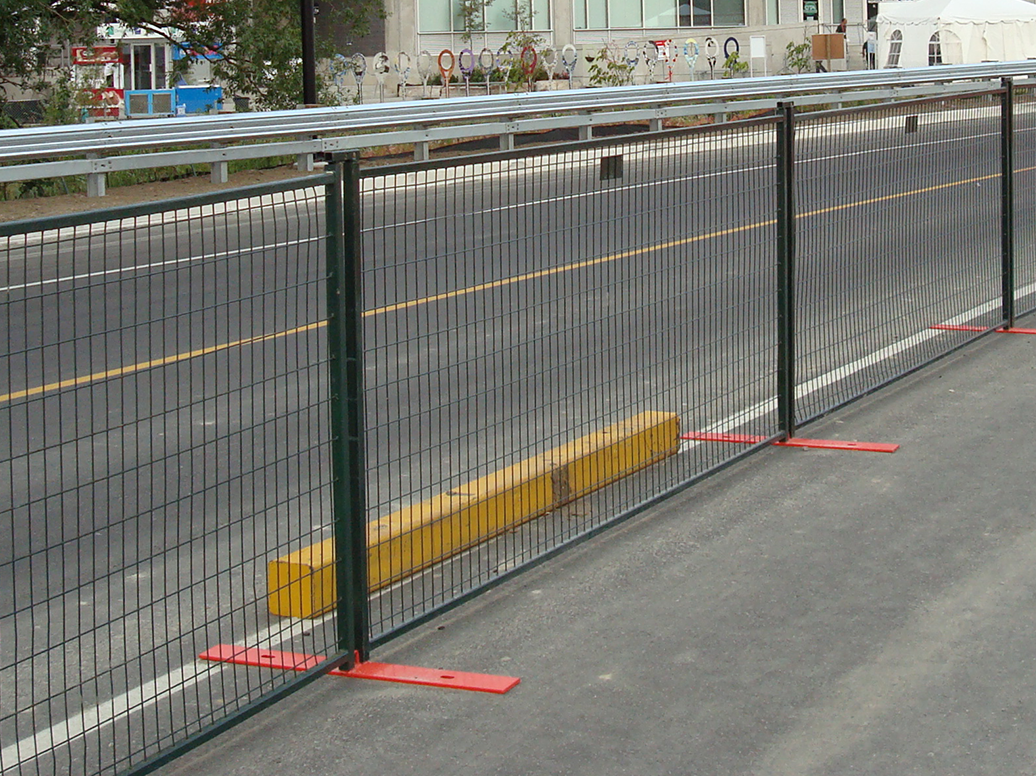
top-left (300, 0), bottom-right (317, 105)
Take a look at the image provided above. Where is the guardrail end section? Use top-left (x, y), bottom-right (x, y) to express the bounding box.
top-left (268, 410), bottom-right (680, 619)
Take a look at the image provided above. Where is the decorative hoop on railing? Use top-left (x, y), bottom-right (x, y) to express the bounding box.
top-left (704, 36), bottom-right (718, 78)
top-left (438, 48), bottom-right (455, 96)
top-left (561, 43), bottom-right (579, 79)
top-left (373, 51), bottom-right (390, 102)
top-left (417, 49), bottom-right (434, 97)
top-left (496, 46), bottom-right (511, 80)
top-left (541, 46), bottom-right (558, 84)
top-left (723, 37), bottom-right (740, 58)
top-left (643, 41), bottom-right (658, 81)
top-left (684, 37), bottom-right (700, 77)
top-left (350, 52), bottom-right (367, 102)
top-left (459, 48), bottom-right (476, 95)
top-left (479, 47), bottom-right (496, 93)
top-left (350, 52), bottom-right (367, 84)
top-left (395, 51), bottom-right (412, 96)
top-left (330, 53), bottom-right (352, 101)
top-left (520, 45), bottom-right (538, 80)
top-left (623, 40), bottom-right (640, 70)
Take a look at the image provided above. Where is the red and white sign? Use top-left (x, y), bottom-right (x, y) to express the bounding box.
top-left (73, 46), bottom-right (124, 65)
top-left (83, 88), bottom-right (124, 118)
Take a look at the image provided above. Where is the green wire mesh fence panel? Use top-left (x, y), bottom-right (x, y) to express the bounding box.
top-left (0, 178), bottom-right (341, 776)
top-left (1015, 84), bottom-right (1036, 317)
top-left (360, 123), bottom-right (780, 640)
top-left (792, 93), bottom-right (1003, 424)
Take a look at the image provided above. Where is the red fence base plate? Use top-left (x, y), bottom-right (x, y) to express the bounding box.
top-left (930, 324), bottom-right (987, 332)
top-left (931, 324), bottom-right (1036, 335)
top-left (683, 432), bottom-right (898, 453)
top-left (680, 432), bottom-right (768, 444)
top-left (772, 438), bottom-right (899, 453)
top-left (199, 645), bottom-right (520, 694)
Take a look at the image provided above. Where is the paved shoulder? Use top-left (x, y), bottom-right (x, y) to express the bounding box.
top-left (159, 332), bottom-right (1036, 776)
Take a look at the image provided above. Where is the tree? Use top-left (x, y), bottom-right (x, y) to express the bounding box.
top-left (0, 0), bottom-right (385, 111)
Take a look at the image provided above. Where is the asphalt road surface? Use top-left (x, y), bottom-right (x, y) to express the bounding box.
top-left (2, 97), bottom-right (1036, 776)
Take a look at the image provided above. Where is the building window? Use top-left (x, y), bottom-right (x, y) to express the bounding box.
top-left (928, 31), bottom-right (942, 65)
top-left (419, 0), bottom-right (551, 33)
top-left (576, 0), bottom-right (744, 28)
top-left (886, 29), bottom-right (902, 67)
top-left (886, 29), bottom-right (903, 67)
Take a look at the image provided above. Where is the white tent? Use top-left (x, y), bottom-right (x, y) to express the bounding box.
top-left (876, 0), bottom-right (1036, 68)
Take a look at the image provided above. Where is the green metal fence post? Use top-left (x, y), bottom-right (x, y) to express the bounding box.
top-left (1001, 77), bottom-right (1016, 330)
top-left (327, 152), bottom-right (370, 666)
top-left (776, 101), bottom-right (797, 438)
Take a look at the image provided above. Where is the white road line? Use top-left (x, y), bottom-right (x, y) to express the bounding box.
top-left (0, 614), bottom-right (327, 771)
top-left (6, 280), bottom-right (1033, 770)
top-left (5, 264), bottom-right (1035, 773)
top-left (0, 236), bottom-right (321, 294)
top-left (0, 560), bottom-right (451, 770)
top-left (679, 282), bottom-right (1034, 453)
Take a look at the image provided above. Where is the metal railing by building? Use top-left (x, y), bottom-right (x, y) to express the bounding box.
top-left (1, 77), bottom-right (1035, 776)
top-left (2, 62), bottom-right (1036, 197)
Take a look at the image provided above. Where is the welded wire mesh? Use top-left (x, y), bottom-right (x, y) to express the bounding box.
top-left (1014, 85), bottom-right (1036, 317)
top-left (0, 179), bottom-right (335, 776)
top-left (793, 93), bottom-right (1003, 423)
top-left (362, 124), bottom-right (779, 638)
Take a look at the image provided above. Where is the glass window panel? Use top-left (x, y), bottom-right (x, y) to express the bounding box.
top-left (766, 0), bottom-right (778, 24)
top-left (645, 0), bottom-right (676, 26)
top-left (575, 0), bottom-right (587, 28)
top-left (692, 0), bottom-right (711, 26)
top-left (532, 0), bottom-right (550, 27)
top-left (486, 0), bottom-right (517, 30)
top-left (677, 0), bottom-right (693, 25)
top-left (611, 0), bottom-right (643, 27)
top-left (420, 0), bottom-right (454, 31)
top-left (713, 0), bottom-right (743, 25)
top-left (587, 0), bottom-right (607, 27)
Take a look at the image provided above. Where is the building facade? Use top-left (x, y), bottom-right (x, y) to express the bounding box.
top-left (373, 0), bottom-right (872, 77)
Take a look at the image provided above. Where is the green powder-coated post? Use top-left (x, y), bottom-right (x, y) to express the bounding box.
top-left (327, 153), bottom-right (370, 665)
top-left (776, 102), bottom-right (797, 439)
top-left (1001, 78), bottom-right (1015, 330)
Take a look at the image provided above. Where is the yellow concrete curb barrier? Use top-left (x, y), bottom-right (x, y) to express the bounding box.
top-left (268, 411), bottom-right (680, 618)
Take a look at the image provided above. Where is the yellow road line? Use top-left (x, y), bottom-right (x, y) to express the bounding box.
top-left (0, 322), bottom-right (324, 404)
top-left (5, 164), bottom-right (1031, 405)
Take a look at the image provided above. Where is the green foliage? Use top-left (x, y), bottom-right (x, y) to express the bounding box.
top-left (722, 51), bottom-right (748, 78)
top-left (457, 0), bottom-right (493, 44)
top-left (785, 41), bottom-right (813, 74)
top-left (0, 0), bottom-right (384, 112)
top-left (40, 69), bottom-right (91, 125)
top-left (586, 46), bottom-right (633, 88)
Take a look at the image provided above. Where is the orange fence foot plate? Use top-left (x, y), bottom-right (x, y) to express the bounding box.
top-left (680, 432), bottom-right (769, 444)
top-left (773, 438), bottom-right (899, 453)
top-left (931, 324), bottom-right (987, 332)
top-left (199, 645), bottom-right (520, 694)
top-left (999, 327), bottom-right (1036, 335)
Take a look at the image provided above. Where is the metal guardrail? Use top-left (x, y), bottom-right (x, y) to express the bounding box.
top-left (3, 62), bottom-right (1036, 195)
top-left (4, 80), bottom-right (1036, 776)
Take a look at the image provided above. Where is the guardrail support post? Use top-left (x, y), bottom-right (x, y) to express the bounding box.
top-left (776, 101), bottom-right (797, 439)
top-left (414, 133), bottom-right (430, 161)
top-left (1001, 77), bottom-right (1015, 330)
top-left (210, 145), bottom-right (229, 184)
top-left (500, 132), bottom-right (515, 151)
top-left (327, 152), bottom-right (370, 666)
top-left (86, 154), bottom-right (106, 198)
top-left (579, 124), bottom-right (592, 141)
top-left (297, 153), bottom-right (316, 172)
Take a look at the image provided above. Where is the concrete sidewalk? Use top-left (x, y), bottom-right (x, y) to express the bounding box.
top-left (160, 330), bottom-right (1036, 776)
